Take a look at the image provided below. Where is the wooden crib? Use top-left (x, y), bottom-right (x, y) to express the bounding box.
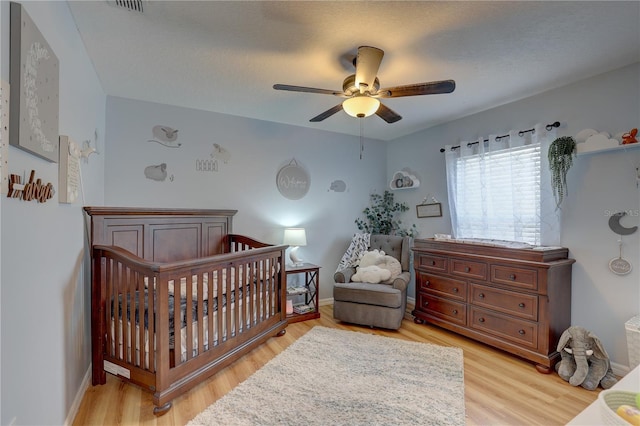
top-left (84, 207), bottom-right (288, 414)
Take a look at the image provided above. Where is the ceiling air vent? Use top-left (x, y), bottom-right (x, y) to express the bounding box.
top-left (109, 0), bottom-right (145, 13)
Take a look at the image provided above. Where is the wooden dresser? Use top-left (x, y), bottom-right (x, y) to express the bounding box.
top-left (412, 238), bottom-right (575, 373)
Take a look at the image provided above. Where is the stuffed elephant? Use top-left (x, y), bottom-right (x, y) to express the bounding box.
top-left (555, 326), bottom-right (618, 390)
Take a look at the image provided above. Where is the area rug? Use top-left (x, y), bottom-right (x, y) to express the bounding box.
top-left (187, 326), bottom-right (465, 426)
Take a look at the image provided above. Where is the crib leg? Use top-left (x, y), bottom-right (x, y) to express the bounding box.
top-left (277, 329), bottom-right (286, 337)
top-left (153, 402), bottom-right (172, 416)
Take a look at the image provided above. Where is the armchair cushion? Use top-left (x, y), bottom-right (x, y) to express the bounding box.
top-left (333, 282), bottom-right (403, 309)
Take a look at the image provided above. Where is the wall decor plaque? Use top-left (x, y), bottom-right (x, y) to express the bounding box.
top-left (277, 158), bottom-right (310, 200)
top-left (417, 202), bottom-right (442, 218)
top-left (58, 135), bottom-right (80, 203)
top-left (9, 2), bottom-right (60, 162)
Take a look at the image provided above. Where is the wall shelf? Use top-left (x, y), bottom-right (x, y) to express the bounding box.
top-left (389, 170), bottom-right (420, 190)
top-left (577, 143), bottom-right (640, 156)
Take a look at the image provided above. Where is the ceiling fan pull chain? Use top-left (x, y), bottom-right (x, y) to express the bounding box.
top-left (360, 118), bottom-right (364, 160)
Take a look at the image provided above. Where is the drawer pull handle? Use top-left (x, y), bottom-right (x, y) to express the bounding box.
top-left (518, 303), bottom-right (525, 308)
top-left (465, 266), bottom-right (471, 273)
top-left (430, 260), bottom-right (436, 266)
top-left (478, 317), bottom-right (485, 323)
top-left (424, 301), bottom-right (429, 306)
top-left (425, 281), bottom-right (430, 286)
top-left (518, 329), bottom-right (525, 335)
top-left (452, 309), bottom-right (458, 315)
top-left (509, 274), bottom-right (516, 280)
top-left (453, 287), bottom-right (458, 293)
top-left (478, 293), bottom-right (485, 298)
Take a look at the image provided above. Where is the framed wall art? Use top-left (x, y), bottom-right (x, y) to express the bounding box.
top-left (417, 202), bottom-right (442, 218)
top-left (9, 2), bottom-right (60, 162)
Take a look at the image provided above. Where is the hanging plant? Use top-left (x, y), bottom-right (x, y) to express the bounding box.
top-left (355, 190), bottom-right (417, 237)
top-left (548, 136), bottom-right (576, 208)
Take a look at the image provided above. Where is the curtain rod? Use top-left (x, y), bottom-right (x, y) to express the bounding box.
top-left (439, 121), bottom-right (561, 153)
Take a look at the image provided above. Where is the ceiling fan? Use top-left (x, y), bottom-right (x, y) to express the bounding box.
top-left (273, 46), bottom-right (456, 124)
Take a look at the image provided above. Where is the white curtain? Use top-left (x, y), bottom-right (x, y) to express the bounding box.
top-left (445, 124), bottom-right (561, 246)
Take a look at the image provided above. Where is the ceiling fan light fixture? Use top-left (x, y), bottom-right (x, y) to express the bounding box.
top-left (342, 95), bottom-right (380, 118)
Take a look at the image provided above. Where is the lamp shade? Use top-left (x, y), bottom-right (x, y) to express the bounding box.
top-left (283, 228), bottom-right (307, 247)
top-left (342, 95), bottom-right (380, 118)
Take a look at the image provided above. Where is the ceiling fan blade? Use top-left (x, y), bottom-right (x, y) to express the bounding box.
top-left (355, 46), bottom-right (384, 93)
top-left (375, 102), bottom-right (402, 123)
top-left (273, 84), bottom-right (346, 97)
top-left (377, 79), bottom-right (456, 98)
top-left (309, 104), bottom-right (344, 122)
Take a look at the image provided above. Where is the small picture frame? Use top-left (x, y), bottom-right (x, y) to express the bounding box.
top-left (417, 202), bottom-right (442, 218)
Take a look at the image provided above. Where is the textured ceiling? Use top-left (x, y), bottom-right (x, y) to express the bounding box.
top-left (67, 1), bottom-right (640, 141)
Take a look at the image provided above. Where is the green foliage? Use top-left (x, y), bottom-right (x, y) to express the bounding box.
top-left (355, 190), bottom-right (418, 237)
top-left (548, 136), bottom-right (576, 208)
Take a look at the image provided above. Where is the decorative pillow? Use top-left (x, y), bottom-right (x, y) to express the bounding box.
top-left (358, 249), bottom-right (386, 268)
top-left (351, 265), bottom-right (392, 284)
top-left (379, 255), bottom-right (402, 281)
top-left (351, 249), bottom-right (403, 284)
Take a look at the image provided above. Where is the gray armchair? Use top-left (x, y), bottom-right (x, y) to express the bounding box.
top-left (333, 234), bottom-right (411, 330)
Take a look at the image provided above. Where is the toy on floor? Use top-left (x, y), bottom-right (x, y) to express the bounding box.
top-left (555, 326), bottom-right (618, 390)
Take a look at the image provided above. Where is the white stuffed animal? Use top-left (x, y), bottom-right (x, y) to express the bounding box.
top-left (351, 249), bottom-right (402, 284)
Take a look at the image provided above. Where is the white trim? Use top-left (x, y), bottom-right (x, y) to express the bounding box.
top-left (64, 364), bottom-right (91, 426)
top-left (610, 361), bottom-right (631, 378)
top-left (319, 297), bottom-right (333, 306)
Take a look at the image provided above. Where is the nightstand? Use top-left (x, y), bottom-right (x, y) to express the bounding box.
top-left (285, 263), bottom-right (320, 323)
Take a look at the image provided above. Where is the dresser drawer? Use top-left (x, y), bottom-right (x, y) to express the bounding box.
top-left (469, 283), bottom-right (538, 321)
top-left (416, 254), bottom-right (448, 273)
top-left (469, 307), bottom-right (538, 349)
top-left (491, 265), bottom-right (537, 290)
top-left (417, 272), bottom-right (466, 301)
top-left (417, 293), bottom-right (466, 326)
top-left (451, 258), bottom-right (487, 280)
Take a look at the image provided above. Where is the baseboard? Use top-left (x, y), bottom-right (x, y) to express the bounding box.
top-left (611, 361), bottom-right (631, 378)
top-left (319, 297), bottom-right (333, 306)
top-left (405, 297), bottom-right (415, 320)
top-left (64, 364), bottom-right (91, 426)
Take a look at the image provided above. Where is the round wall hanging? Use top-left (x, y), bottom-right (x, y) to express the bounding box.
top-left (277, 159), bottom-right (310, 200)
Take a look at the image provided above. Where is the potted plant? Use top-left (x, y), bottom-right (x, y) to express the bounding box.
top-left (548, 136), bottom-right (576, 208)
top-left (355, 190), bottom-right (417, 237)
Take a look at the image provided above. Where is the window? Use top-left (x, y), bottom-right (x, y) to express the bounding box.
top-left (445, 125), bottom-right (560, 246)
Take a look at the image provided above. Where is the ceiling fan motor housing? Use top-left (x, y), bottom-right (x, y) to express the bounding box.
top-left (343, 74), bottom-right (380, 96)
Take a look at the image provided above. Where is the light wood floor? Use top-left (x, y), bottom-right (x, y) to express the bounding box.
top-left (73, 305), bottom-right (599, 425)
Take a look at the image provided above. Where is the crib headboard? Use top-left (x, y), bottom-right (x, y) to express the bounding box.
top-left (84, 207), bottom-right (237, 262)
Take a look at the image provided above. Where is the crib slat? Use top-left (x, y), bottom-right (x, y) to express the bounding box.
top-left (207, 271), bottom-right (215, 349)
top-left (248, 261), bottom-right (255, 328)
top-left (225, 266), bottom-right (232, 340)
top-left (105, 258), bottom-right (113, 358)
top-left (173, 277), bottom-right (181, 368)
top-left (125, 264), bottom-right (131, 362)
top-left (148, 275), bottom-right (155, 373)
top-left (216, 268), bottom-right (223, 344)
top-left (234, 264), bottom-right (241, 337)
top-left (185, 274), bottom-right (194, 362)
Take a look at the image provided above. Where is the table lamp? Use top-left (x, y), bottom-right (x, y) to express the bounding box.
top-left (283, 228), bottom-right (307, 266)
